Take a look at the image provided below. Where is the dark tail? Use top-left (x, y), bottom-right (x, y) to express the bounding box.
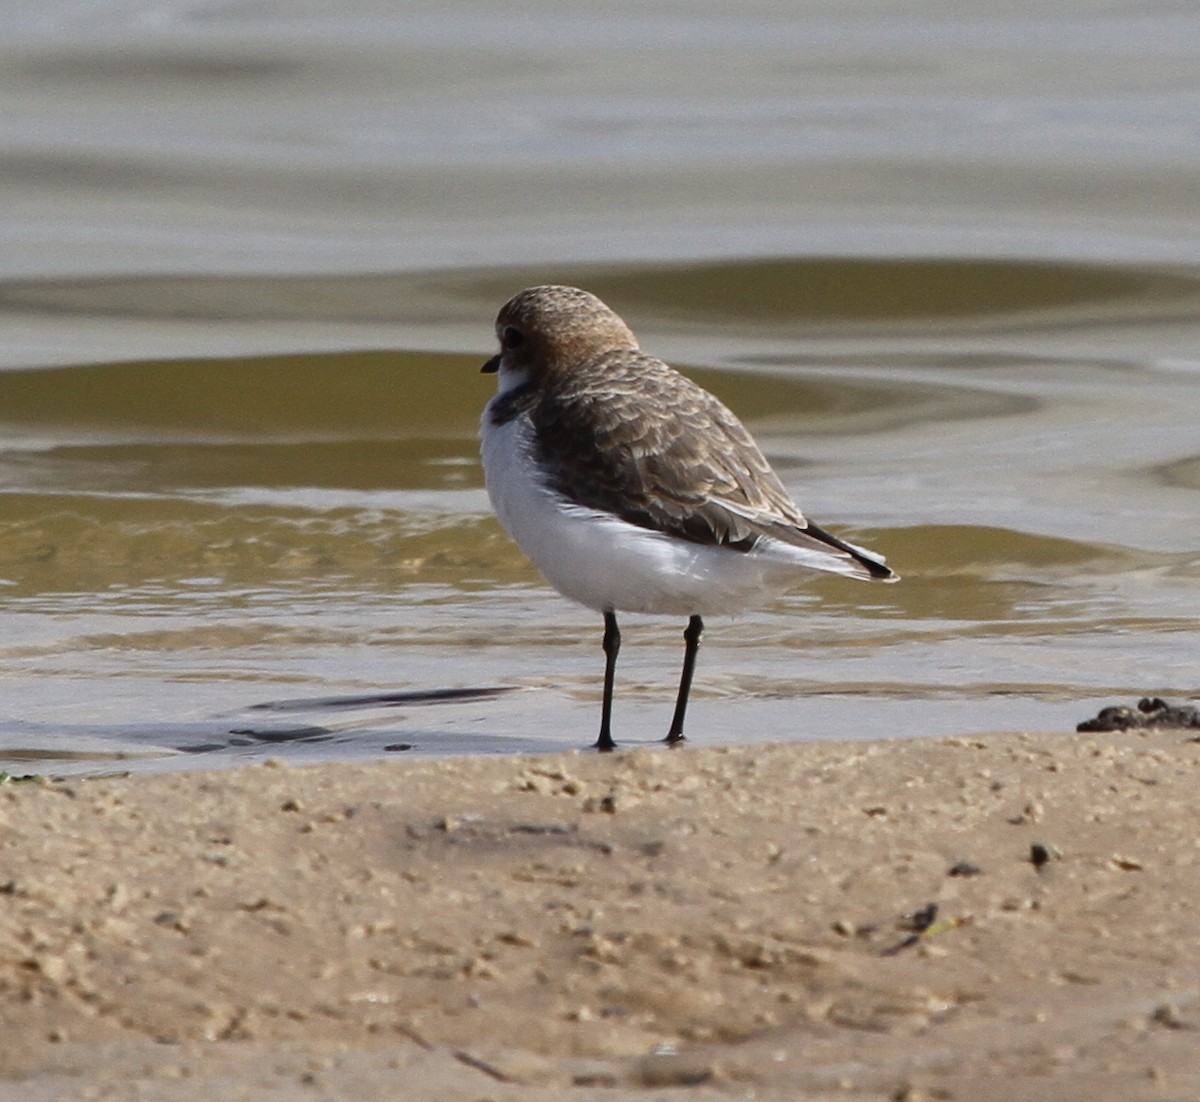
top-left (805, 521), bottom-right (898, 582)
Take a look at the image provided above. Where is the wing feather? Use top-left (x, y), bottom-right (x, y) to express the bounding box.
top-left (529, 350), bottom-right (894, 580)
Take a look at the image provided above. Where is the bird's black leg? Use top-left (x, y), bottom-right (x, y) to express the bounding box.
top-left (595, 611), bottom-right (620, 751)
top-left (666, 615), bottom-right (703, 744)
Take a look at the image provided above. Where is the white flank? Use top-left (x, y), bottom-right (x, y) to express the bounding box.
top-left (481, 407), bottom-right (870, 617)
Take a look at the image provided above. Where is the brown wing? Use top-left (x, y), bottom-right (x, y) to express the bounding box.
top-left (530, 350), bottom-right (889, 577)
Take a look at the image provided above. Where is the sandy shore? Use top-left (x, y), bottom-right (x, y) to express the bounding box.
top-left (2, 725), bottom-right (1199, 1101)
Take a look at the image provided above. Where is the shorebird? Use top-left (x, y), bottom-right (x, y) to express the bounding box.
top-left (479, 285), bottom-right (896, 750)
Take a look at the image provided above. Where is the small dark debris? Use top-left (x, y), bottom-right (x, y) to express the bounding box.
top-left (899, 903), bottom-right (939, 933)
top-left (1077, 697), bottom-right (1200, 733)
top-left (511, 822), bottom-right (574, 836)
top-left (883, 905), bottom-right (936, 958)
top-left (881, 936), bottom-right (921, 958)
top-left (452, 1048), bottom-right (514, 1083)
top-left (881, 904), bottom-right (971, 957)
top-left (383, 743), bottom-right (414, 752)
top-left (1030, 842), bottom-right (1062, 868)
top-left (948, 861), bottom-right (983, 878)
top-left (1150, 1003), bottom-right (1194, 1030)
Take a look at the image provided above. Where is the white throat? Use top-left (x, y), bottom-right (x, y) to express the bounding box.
top-left (494, 362), bottom-right (531, 396)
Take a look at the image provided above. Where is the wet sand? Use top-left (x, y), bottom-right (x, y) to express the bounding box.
top-left (2, 726), bottom-right (1199, 1101)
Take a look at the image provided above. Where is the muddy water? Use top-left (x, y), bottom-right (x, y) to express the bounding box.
top-left (0, 4), bottom-right (1197, 773)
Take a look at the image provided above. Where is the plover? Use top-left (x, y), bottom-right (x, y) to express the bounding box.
top-left (480, 285), bottom-right (897, 750)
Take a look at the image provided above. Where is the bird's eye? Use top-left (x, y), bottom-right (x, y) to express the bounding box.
top-left (501, 326), bottom-right (524, 350)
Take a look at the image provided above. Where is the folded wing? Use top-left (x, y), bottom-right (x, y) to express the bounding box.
top-left (531, 351), bottom-right (896, 582)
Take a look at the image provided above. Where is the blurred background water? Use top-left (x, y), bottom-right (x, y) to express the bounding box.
top-left (0, 0), bottom-right (1196, 774)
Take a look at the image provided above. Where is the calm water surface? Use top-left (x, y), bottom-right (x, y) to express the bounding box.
top-left (0, 2), bottom-right (1197, 773)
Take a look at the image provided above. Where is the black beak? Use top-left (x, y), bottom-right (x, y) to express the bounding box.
top-left (481, 354), bottom-right (501, 374)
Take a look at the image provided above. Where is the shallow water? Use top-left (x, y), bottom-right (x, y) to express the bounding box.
top-left (0, 3), bottom-right (1197, 774)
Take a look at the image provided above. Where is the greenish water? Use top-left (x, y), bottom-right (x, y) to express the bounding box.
top-left (2, 257), bottom-right (1195, 773)
top-left (0, 3), bottom-right (1197, 772)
